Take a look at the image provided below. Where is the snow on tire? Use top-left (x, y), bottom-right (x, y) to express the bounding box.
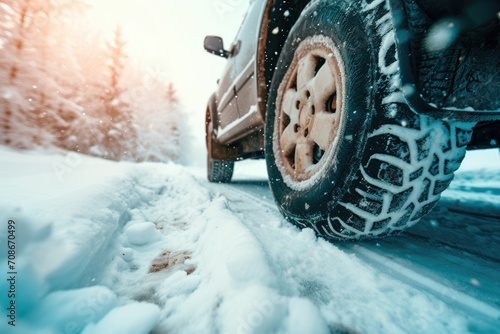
top-left (264, 0), bottom-right (474, 240)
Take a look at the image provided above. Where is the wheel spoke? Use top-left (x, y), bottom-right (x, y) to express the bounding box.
top-left (297, 55), bottom-right (316, 90)
top-left (289, 106), bottom-right (300, 128)
top-left (282, 88), bottom-right (297, 116)
top-left (280, 125), bottom-right (297, 156)
top-left (312, 63), bottom-right (336, 110)
top-left (310, 112), bottom-right (337, 151)
top-left (294, 139), bottom-right (314, 173)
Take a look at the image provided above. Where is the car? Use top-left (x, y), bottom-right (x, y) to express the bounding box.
top-left (203, 0), bottom-right (500, 240)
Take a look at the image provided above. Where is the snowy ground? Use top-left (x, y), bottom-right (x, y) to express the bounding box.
top-left (0, 147), bottom-right (499, 334)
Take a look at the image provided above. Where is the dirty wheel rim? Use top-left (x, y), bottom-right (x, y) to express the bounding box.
top-left (276, 38), bottom-right (345, 183)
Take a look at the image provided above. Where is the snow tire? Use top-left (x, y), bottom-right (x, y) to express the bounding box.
top-left (265, 0), bottom-right (474, 240)
top-left (208, 158), bottom-right (234, 183)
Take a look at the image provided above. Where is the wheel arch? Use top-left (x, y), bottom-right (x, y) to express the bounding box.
top-left (256, 0), bottom-right (311, 118)
top-left (205, 92), bottom-right (218, 131)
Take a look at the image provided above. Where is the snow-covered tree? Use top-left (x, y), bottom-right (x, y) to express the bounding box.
top-left (0, 0), bottom-right (87, 148)
top-left (122, 69), bottom-right (187, 162)
top-left (90, 26), bottom-right (137, 160)
top-left (0, 1), bottom-right (189, 163)
top-left (166, 82), bottom-right (179, 112)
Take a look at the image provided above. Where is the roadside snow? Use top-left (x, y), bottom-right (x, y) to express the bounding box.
top-left (82, 303), bottom-right (160, 334)
top-left (0, 146), bottom-right (498, 333)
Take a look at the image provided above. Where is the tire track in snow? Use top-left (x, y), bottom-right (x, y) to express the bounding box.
top-left (212, 182), bottom-right (500, 330)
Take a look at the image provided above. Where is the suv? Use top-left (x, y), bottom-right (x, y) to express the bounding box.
top-left (204, 0), bottom-right (500, 240)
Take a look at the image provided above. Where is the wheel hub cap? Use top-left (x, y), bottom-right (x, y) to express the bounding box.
top-left (275, 37), bottom-right (345, 184)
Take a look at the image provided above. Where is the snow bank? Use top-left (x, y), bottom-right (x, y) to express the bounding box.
top-left (0, 147), bottom-right (170, 333)
top-left (29, 286), bottom-right (117, 333)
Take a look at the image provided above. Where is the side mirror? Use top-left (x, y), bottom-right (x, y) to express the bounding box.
top-left (204, 36), bottom-right (229, 58)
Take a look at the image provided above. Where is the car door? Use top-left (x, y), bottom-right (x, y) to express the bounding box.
top-left (233, 0), bottom-right (267, 133)
top-left (216, 0), bottom-right (268, 143)
top-left (215, 51), bottom-right (240, 138)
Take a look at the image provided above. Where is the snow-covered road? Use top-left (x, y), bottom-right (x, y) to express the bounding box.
top-left (0, 148), bottom-right (498, 333)
top-left (206, 173), bottom-right (500, 331)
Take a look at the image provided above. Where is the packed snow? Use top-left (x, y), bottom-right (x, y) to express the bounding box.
top-left (0, 146), bottom-right (498, 333)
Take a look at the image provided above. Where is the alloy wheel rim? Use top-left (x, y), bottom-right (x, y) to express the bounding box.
top-left (276, 38), bottom-right (345, 183)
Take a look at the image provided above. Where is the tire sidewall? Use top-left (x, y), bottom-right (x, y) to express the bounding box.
top-left (265, 1), bottom-right (378, 218)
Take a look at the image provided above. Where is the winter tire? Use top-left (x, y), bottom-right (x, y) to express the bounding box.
top-left (264, 0), bottom-right (474, 240)
top-left (206, 120), bottom-right (234, 183)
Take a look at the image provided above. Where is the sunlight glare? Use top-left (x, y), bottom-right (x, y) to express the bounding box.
top-left (85, 0), bottom-right (173, 63)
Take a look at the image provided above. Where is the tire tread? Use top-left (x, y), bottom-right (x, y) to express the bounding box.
top-left (208, 159), bottom-right (234, 183)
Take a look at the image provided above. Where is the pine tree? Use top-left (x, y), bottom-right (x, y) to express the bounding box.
top-left (166, 82), bottom-right (179, 112)
top-left (99, 26), bottom-right (137, 160)
top-left (66, 30), bottom-right (109, 155)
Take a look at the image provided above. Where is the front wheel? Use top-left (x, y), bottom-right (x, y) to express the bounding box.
top-left (265, 0), bottom-right (474, 240)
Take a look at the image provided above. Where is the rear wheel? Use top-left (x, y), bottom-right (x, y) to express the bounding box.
top-left (206, 118), bottom-right (234, 183)
top-left (265, 0), bottom-right (474, 240)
